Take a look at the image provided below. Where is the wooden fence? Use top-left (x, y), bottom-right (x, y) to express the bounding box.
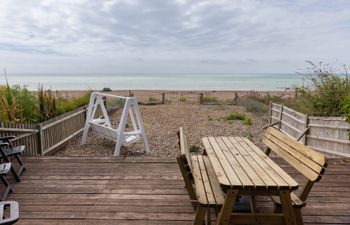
top-left (0, 107), bottom-right (86, 156)
top-left (270, 103), bottom-right (350, 157)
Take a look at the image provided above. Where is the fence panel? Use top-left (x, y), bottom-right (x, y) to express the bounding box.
top-left (270, 103), bottom-right (350, 157)
top-left (40, 107), bottom-right (86, 155)
top-left (0, 107), bottom-right (87, 156)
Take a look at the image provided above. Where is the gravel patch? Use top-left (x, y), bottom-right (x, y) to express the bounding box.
top-left (55, 104), bottom-right (268, 157)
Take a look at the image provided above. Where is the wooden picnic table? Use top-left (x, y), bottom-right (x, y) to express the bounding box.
top-left (202, 136), bottom-right (299, 225)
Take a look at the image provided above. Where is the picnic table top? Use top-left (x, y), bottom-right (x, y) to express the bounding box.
top-left (202, 136), bottom-right (299, 190)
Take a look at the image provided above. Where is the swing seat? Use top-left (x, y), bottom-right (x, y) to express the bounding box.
top-left (89, 118), bottom-right (142, 146)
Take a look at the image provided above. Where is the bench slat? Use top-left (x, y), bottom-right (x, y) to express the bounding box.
top-left (263, 137), bottom-right (320, 181)
top-left (264, 132), bottom-right (324, 174)
top-left (266, 127), bottom-right (326, 166)
top-left (197, 155), bottom-right (216, 204)
top-left (191, 155), bottom-right (208, 205)
top-left (203, 156), bottom-right (225, 204)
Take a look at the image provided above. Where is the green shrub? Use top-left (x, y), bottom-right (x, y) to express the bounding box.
top-left (37, 86), bottom-right (58, 121)
top-left (101, 87), bottom-right (112, 92)
top-left (0, 83), bottom-right (91, 123)
top-left (243, 117), bottom-right (252, 125)
top-left (295, 62), bottom-right (350, 116)
top-left (202, 96), bottom-right (218, 103)
top-left (179, 96), bottom-right (187, 102)
top-left (342, 96), bottom-right (350, 139)
top-left (0, 84), bottom-right (38, 123)
top-left (57, 92), bottom-right (91, 115)
top-left (189, 145), bottom-right (201, 152)
top-left (148, 97), bottom-right (159, 102)
top-left (224, 112), bottom-right (245, 121)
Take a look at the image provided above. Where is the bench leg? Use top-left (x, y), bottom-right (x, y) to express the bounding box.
top-left (279, 190), bottom-right (297, 225)
top-left (0, 175), bottom-right (12, 201)
top-left (193, 205), bottom-right (207, 225)
top-left (294, 208), bottom-right (304, 225)
top-left (10, 165), bottom-right (21, 182)
top-left (216, 189), bottom-right (239, 225)
top-left (15, 154), bottom-right (26, 177)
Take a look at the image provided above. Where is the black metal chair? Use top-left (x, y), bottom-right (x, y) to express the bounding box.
top-left (0, 201), bottom-right (19, 225)
top-left (0, 138), bottom-right (26, 182)
top-left (0, 161), bottom-right (12, 201)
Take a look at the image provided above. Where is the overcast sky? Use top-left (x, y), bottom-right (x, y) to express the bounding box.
top-left (0, 0), bottom-right (349, 74)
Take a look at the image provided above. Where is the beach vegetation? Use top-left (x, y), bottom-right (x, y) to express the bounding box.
top-left (101, 87), bottom-right (112, 92)
top-left (0, 84), bottom-right (37, 123)
top-left (243, 116), bottom-right (252, 125)
top-left (148, 97), bottom-right (159, 103)
top-left (56, 92), bottom-right (91, 115)
top-left (223, 112), bottom-right (252, 125)
top-left (0, 83), bottom-right (90, 123)
top-left (202, 96), bottom-right (218, 104)
top-left (269, 62), bottom-right (350, 117)
top-left (189, 145), bottom-right (201, 153)
top-left (179, 96), bottom-right (187, 102)
top-left (224, 112), bottom-right (245, 121)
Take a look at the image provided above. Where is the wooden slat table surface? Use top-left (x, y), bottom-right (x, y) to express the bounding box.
top-left (202, 136), bottom-right (299, 190)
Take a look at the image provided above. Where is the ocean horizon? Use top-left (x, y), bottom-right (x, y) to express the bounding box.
top-left (0, 73), bottom-right (308, 91)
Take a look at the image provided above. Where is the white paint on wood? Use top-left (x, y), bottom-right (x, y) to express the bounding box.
top-left (81, 92), bottom-right (150, 156)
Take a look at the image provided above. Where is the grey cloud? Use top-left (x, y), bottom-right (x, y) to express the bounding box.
top-left (0, 0), bottom-right (349, 73)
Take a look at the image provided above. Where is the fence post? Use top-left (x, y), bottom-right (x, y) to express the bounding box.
top-left (278, 104), bottom-right (283, 129)
top-left (129, 90), bottom-right (133, 97)
top-left (234, 92), bottom-right (238, 105)
top-left (303, 114), bottom-right (309, 145)
top-left (269, 101), bottom-right (272, 124)
top-left (38, 123), bottom-right (44, 156)
top-left (199, 93), bottom-right (203, 105)
top-left (266, 92), bottom-right (270, 104)
top-left (162, 92), bottom-right (165, 104)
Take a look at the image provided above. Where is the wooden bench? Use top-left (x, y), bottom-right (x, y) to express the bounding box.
top-left (176, 127), bottom-right (225, 225)
top-left (263, 127), bottom-right (328, 225)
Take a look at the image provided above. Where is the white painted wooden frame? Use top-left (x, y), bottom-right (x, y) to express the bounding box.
top-left (81, 92), bottom-right (150, 156)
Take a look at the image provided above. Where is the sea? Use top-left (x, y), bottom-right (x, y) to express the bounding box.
top-left (0, 73), bottom-right (308, 91)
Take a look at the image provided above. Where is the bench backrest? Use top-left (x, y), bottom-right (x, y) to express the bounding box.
top-left (263, 127), bottom-right (328, 201)
top-left (177, 127), bottom-right (192, 171)
top-left (176, 127), bottom-right (196, 208)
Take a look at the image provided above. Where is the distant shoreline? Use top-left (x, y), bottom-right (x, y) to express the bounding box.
top-left (55, 89), bottom-right (295, 100)
top-left (1, 73), bottom-right (305, 91)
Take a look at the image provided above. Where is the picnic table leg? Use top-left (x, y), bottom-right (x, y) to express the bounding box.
top-left (216, 189), bottom-right (239, 225)
top-left (279, 190), bottom-right (297, 225)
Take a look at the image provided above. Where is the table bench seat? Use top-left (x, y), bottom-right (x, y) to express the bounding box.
top-left (191, 155), bottom-right (225, 206)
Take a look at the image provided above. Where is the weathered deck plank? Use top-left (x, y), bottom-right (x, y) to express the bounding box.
top-left (6, 157), bottom-right (350, 225)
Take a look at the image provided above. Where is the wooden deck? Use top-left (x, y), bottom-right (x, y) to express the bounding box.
top-left (6, 157), bottom-right (350, 225)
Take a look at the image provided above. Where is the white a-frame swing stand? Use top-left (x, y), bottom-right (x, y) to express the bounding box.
top-left (81, 92), bottom-right (150, 156)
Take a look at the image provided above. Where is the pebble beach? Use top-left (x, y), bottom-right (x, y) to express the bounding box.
top-left (56, 101), bottom-right (269, 158)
